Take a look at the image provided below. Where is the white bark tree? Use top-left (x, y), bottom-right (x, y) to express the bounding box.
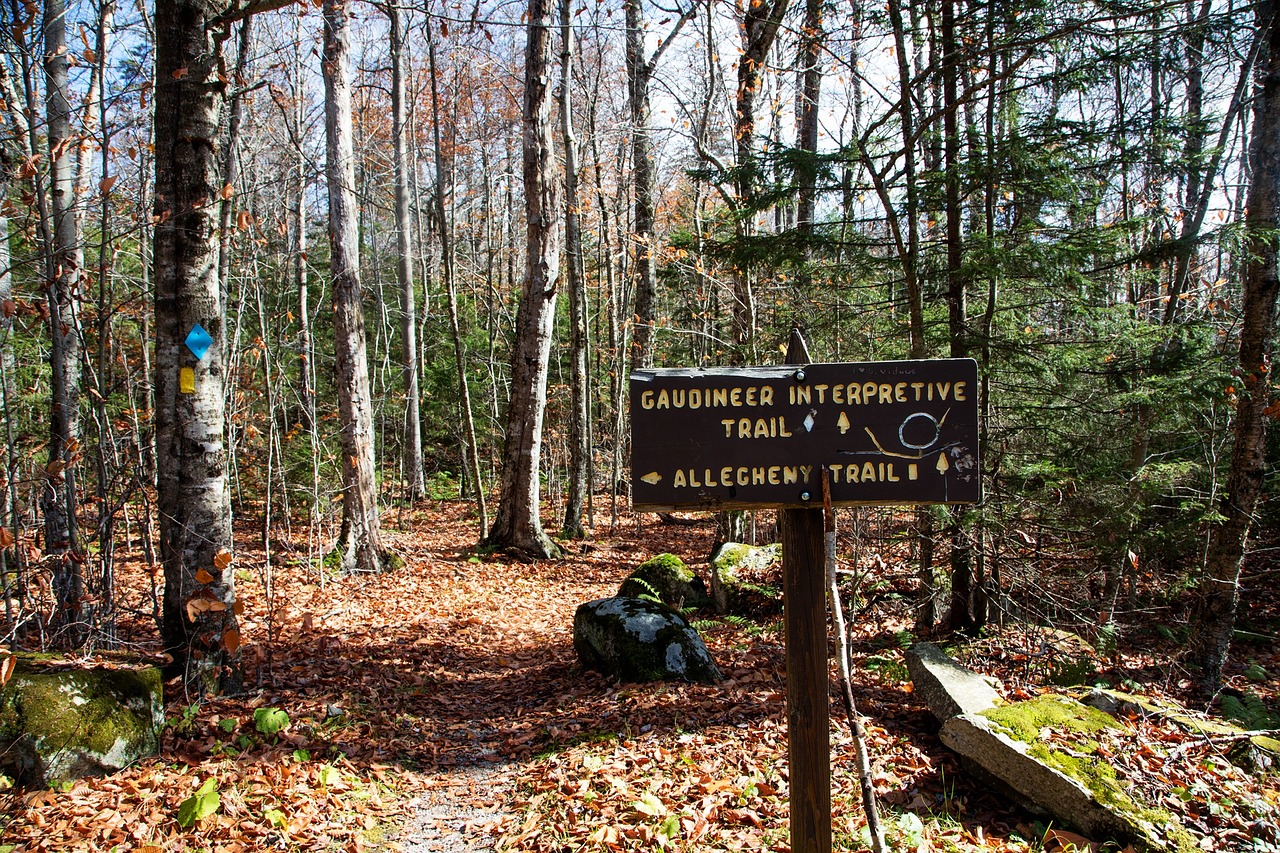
top-left (154, 0), bottom-right (279, 693)
top-left (482, 0), bottom-right (562, 559)
top-left (322, 0), bottom-right (401, 574)
top-left (42, 0), bottom-right (84, 644)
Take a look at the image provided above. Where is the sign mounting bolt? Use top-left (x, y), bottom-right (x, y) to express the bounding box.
top-left (799, 491), bottom-right (811, 502)
top-left (794, 369), bottom-right (806, 382)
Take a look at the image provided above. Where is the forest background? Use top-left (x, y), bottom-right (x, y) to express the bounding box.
top-left (0, 0), bottom-right (1276, 731)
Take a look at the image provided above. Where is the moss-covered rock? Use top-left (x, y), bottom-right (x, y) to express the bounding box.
top-left (941, 695), bottom-right (1196, 853)
top-left (617, 553), bottom-right (709, 609)
top-left (573, 596), bottom-right (722, 684)
top-left (708, 542), bottom-right (780, 615)
top-left (0, 655), bottom-right (163, 787)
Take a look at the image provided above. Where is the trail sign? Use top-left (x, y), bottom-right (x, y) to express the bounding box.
top-left (631, 358), bottom-right (980, 510)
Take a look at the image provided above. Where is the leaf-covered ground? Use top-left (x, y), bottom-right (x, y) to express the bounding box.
top-left (2, 501), bottom-right (1277, 852)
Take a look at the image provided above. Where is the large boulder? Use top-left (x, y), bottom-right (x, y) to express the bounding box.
top-left (708, 542), bottom-right (781, 615)
top-left (0, 655), bottom-right (164, 787)
top-left (574, 596), bottom-right (722, 684)
top-left (617, 553), bottom-right (709, 610)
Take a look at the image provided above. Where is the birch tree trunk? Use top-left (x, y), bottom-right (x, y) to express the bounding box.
top-left (389, 2), bottom-right (425, 501)
top-left (43, 0), bottom-right (84, 645)
top-left (322, 0), bottom-right (401, 575)
top-left (482, 0), bottom-right (562, 560)
top-left (0, 60), bottom-right (20, 629)
top-left (154, 0), bottom-right (241, 694)
top-left (1188, 0), bottom-right (1279, 695)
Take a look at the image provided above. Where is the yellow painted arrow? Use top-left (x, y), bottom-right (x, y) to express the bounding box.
top-left (936, 453), bottom-right (950, 474)
top-left (641, 471), bottom-right (663, 485)
top-left (837, 412), bottom-right (851, 434)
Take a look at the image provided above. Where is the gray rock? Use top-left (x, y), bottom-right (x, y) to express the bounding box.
top-left (1, 656), bottom-right (163, 787)
top-left (906, 642), bottom-right (1002, 723)
top-left (573, 596), bottom-right (722, 684)
top-left (936, 691), bottom-right (1196, 852)
top-left (708, 542), bottom-right (780, 615)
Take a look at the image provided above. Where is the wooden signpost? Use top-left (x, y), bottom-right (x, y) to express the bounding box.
top-left (631, 332), bottom-right (980, 853)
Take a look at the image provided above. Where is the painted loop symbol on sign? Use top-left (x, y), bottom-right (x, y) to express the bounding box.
top-left (898, 411), bottom-right (941, 451)
top-left (185, 324), bottom-right (214, 360)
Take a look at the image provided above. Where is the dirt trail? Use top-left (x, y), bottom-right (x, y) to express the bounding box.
top-left (340, 508), bottom-right (706, 851)
top-left (397, 764), bottom-right (513, 852)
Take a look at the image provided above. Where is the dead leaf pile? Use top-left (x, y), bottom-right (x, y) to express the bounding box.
top-left (1, 502), bottom-right (1276, 853)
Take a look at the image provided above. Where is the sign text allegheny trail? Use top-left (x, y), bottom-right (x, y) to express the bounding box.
top-left (631, 358), bottom-right (980, 510)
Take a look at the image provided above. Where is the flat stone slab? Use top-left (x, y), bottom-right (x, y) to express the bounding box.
top-left (906, 642), bottom-right (1002, 723)
top-left (940, 696), bottom-right (1195, 852)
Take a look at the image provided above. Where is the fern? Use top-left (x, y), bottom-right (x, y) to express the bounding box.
top-left (1221, 691), bottom-right (1280, 731)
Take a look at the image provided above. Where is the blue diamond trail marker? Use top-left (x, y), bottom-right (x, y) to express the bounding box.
top-left (185, 324), bottom-right (213, 361)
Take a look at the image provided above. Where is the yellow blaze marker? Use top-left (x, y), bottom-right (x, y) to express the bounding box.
top-left (179, 366), bottom-right (195, 394)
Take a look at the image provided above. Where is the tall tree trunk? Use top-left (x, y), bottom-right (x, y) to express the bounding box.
top-left (154, 0), bottom-right (241, 694)
top-left (217, 16), bottom-right (252, 304)
top-left (732, 0), bottom-right (790, 360)
top-left (289, 16), bottom-right (314, 434)
top-left (322, 0), bottom-right (400, 575)
top-left (43, 0), bottom-right (84, 645)
top-left (1188, 0), bottom-right (1280, 696)
top-left (0, 60), bottom-right (20, 633)
top-left (623, 0), bottom-right (698, 369)
top-left (795, 0), bottom-right (823, 282)
top-left (482, 0), bottom-right (562, 560)
top-left (89, 0), bottom-right (120, 645)
top-left (389, 2), bottom-right (425, 501)
top-left (624, 0), bottom-right (655, 371)
top-left (942, 0), bottom-right (974, 635)
top-left (882, 0), bottom-right (934, 633)
top-left (426, 17), bottom-right (488, 539)
top-left (560, 0), bottom-right (589, 539)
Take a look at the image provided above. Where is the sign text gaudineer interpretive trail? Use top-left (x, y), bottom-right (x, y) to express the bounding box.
top-left (631, 359), bottom-right (980, 510)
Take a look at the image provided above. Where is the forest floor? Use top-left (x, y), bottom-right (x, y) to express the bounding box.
top-left (2, 500), bottom-right (1278, 852)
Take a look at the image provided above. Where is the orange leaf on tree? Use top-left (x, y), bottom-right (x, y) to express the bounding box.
top-left (223, 629), bottom-right (240, 654)
top-left (195, 568), bottom-right (215, 584)
top-left (214, 550), bottom-right (233, 571)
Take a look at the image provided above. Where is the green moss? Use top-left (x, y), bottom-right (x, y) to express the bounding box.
top-left (983, 694), bottom-right (1121, 742)
top-left (712, 544), bottom-right (752, 572)
top-left (618, 554), bottom-right (707, 609)
top-left (643, 553), bottom-right (692, 578)
top-left (982, 696), bottom-right (1198, 853)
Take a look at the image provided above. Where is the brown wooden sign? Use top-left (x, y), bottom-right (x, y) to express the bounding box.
top-left (631, 359), bottom-right (980, 510)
